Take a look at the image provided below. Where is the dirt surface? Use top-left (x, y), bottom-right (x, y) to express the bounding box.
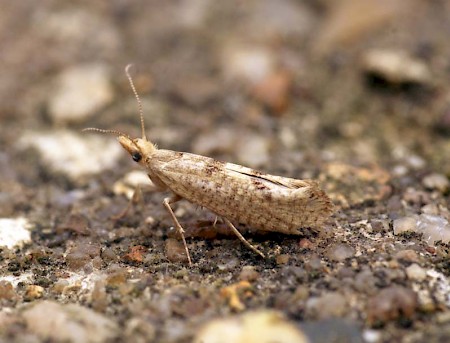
top-left (1, 1), bottom-right (450, 342)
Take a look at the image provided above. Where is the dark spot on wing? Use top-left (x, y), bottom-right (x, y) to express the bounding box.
top-left (252, 179), bottom-right (269, 190)
top-left (263, 192), bottom-right (273, 201)
top-left (204, 161), bottom-right (223, 176)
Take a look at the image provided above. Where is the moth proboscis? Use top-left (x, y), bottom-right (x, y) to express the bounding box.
top-left (84, 65), bottom-right (334, 266)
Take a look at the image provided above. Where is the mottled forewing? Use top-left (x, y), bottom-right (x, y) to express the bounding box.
top-left (149, 150), bottom-right (333, 233)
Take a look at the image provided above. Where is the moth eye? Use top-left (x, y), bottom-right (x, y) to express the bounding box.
top-left (132, 152), bottom-right (142, 162)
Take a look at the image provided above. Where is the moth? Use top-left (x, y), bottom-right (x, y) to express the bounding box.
top-left (85, 65), bottom-right (333, 265)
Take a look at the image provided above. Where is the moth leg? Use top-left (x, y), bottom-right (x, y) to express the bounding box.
top-left (222, 218), bottom-right (265, 258)
top-left (112, 185), bottom-right (143, 220)
top-left (163, 195), bottom-right (192, 266)
top-left (112, 181), bottom-right (163, 220)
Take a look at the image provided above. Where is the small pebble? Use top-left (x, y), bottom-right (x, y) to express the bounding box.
top-left (280, 266), bottom-right (307, 284)
top-left (22, 300), bottom-right (118, 342)
top-left (436, 107), bottom-right (450, 134)
top-left (122, 245), bottom-right (147, 264)
top-left (239, 266), bottom-right (260, 282)
top-left (19, 131), bottom-right (122, 180)
top-left (66, 250), bottom-right (91, 271)
top-left (386, 195), bottom-right (403, 212)
top-left (51, 280), bottom-right (69, 294)
top-left (306, 292), bottom-right (348, 319)
top-left (217, 257), bottom-right (240, 272)
top-left (405, 264), bottom-right (427, 282)
top-left (101, 248), bottom-right (118, 262)
top-left (416, 289), bottom-right (435, 312)
top-left (363, 329), bottom-right (382, 343)
top-left (276, 254), bottom-right (290, 265)
top-left (406, 155), bottom-right (426, 170)
top-left (394, 249), bottom-right (420, 264)
top-left (370, 219), bottom-right (389, 233)
top-left (165, 238), bottom-right (189, 264)
top-left (106, 266), bottom-right (128, 286)
top-left (417, 214), bottom-right (450, 245)
top-left (24, 285), bottom-right (44, 301)
top-left (65, 243), bottom-right (100, 271)
top-left (327, 243), bottom-right (355, 262)
top-left (362, 49), bottom-right (431, 85)
top-left (194, 310), bottom-right (308, 343)
top-left (367, 286), bottom-right (417, 325)
top-left (422, 173), bottom-right (449, 193)
top-left (353, 270), bottom-right (377, 294)
top-left (421, 203), bottom-right (439, 215)
top-left (436, 311), bottom-right (450, 324)
top-left (48, 64), bottom-right (114, 124)
top-left (403, 188), bottom-right (430, 205)
top-left (301, 318), bottom-right (364, 343)
top-left (58, 214), bottom-right (90, 235)
top-left (0, 280), bottom-right (17, 300)
top-left (0, 217), bottom-right (32, 249)
top-left (101, 248), bottom-right (119, 262)
top-left (251, 70), bottom-right (292, 114)
top-left (293, 286), bottom-right (309, 302)
top-left (124, 318), bottom-right (156, 342)
top-left (305, 255), bottom-right (322, 271)
top-left (393, 216), bottom-right (418, 235)
top-left (298, 238), bottom-right (314, 249)
top-left (222, 46), bottom-right (275, 84)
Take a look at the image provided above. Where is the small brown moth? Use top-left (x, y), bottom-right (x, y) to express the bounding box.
top-left (85, 65), bottom-right (333, 266)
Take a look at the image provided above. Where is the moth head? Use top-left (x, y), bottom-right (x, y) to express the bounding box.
top-left (83, 64), bottom-right (156, 165)
top-left (117, 136), bottom-right (156, 165)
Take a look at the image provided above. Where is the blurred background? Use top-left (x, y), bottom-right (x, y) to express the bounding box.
top-left (1, 2), bottom-right (450, 342)
top-left (2, 0), bottom-right (449, 178)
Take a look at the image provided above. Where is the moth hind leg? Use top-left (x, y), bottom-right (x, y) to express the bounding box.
top-left (163, 195), bottom-right (192, 266)
top-left (222, 218), bottom-right (265, 258)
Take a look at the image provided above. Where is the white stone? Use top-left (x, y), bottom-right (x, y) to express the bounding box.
top-left (417, 214), bottom-right (450, 245)
top-left (393, 216), bottom-right (418, 235)
top-left (422, 173), bottom-right (449, 192)
top-left (362, 49), bottom-right (431, 85)
top-left (363, 329), bottom-right (382, 343)
top-left (49, 64), bottom-right (114, 123)
top-left (19, 130), bottom-right (122, 180)
top-left (222, 46), bottom-right (275, 84)
top-left (0, 217), bottom-right (32, 249)
top-left (405, 264), bottom-right (427, 282)
top-left (194, 310), bottom-right (308, 343)
top-left (22, 300), bottom-right (118, 343)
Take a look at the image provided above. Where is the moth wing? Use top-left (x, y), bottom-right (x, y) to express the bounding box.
top-left (149, 150), bottom-right (333, 232)
top-left (224, 162), bottom-right (316, 190)
top-left (224, 163), bottom-right (333, 225)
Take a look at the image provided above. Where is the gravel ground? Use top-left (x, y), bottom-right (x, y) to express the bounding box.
top-left (1, 1), bottom-right (450, 342)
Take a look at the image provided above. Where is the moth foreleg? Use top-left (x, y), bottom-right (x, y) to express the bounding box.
top-left (222, 218), bottom-right (265, 258)
top-left (113, 181), bottom-right (164, 221)
top-left (163, 195), bottom-right (192, 266)
top-left (112, 185), bottom-right (144, 220)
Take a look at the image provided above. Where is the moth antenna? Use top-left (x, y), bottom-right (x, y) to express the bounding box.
top-left (125, 64), bottom-right (147, 141)
top-left (82, 127), bottom-right (129, 138)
